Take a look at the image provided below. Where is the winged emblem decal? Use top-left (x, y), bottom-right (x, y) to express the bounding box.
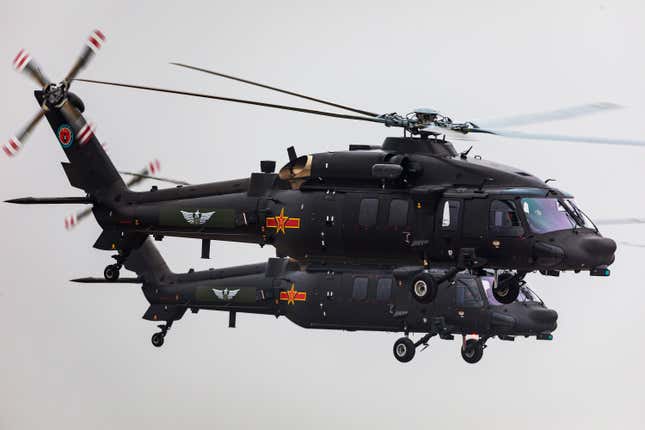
top-left (213, 288), bottom-right (240, 301)
top-left (181, 210), bottom-right (215, 225)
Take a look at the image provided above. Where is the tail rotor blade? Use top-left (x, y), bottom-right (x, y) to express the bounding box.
top-left (12, 49), bottom-right (50, 88)
top-left (4, 110), bottom-right (45, 157)
top-left (65, 207), bottom-right (93, 230)
top-left (64, 30), bottom-right (106, 83)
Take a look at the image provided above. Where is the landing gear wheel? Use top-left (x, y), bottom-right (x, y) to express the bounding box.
top-left (393, 337), bottom-right (416, 363)
top-left (410, 272), bottom-right (438, 303)
top-left (461, 339), bottom-right (484, 364)
top-left (493, 273), bottom-right (520, 304)
top-left (104, 264), bottom-right (120, 281)
top-left (151, 332), bottom-right (165, 348)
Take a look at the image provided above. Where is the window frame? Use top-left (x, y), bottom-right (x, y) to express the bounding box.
top-left (375, 278), bottom-right (393, 302)
top-left (489, 199), bottom-right (525, 237)
top-left (440, 200), bottom-right (461, 231)
top-left (455, 278), bottom-right (484, 308)
top-left (387, 199), bottom-right (409, 227)
top-left (358, 198), bottom-right (379, 227)
top-left (351, 276), bottom-right (369, 302)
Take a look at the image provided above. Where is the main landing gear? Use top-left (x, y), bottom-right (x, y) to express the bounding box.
top-left (151, 321), bottom-right (173, 348)
top-left (393, 332), bottom-right (435, 363)
top-left (392, 334), bottom-right (488, 363)
top-left (493, 271), bottom-right (525, 304)
top-left (461, 338), bottom-right (485, 364)
top-left (408, 267), bottom-right (461, 304)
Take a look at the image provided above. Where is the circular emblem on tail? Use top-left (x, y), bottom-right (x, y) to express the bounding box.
top-left (57, 125), bottom-right (74, 148)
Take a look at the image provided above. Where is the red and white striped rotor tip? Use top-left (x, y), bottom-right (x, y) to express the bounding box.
top-left (148, 159), bottom-right (161, 174)
top-left (12, 49), bottom-right (32, 71)
top-left (64, 214), bottom-right (78, 230)
top-left (79, 122), bottom-right (96, 145)
top-left (3, 136), bottom-right (23, 157)
top-left (86, 30), bottom-right (106, 52)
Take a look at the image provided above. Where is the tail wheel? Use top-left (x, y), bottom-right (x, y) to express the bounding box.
top-left (410, 272), bottom-right (438, 303)
top-left (103, 264), bottom-right (120, 281)
top-left (151, 332), bottom-right (165, 348)
top-left (393, 337), bottom-right (416, 363)
top-left (461, 339), bottom-right (484, 364)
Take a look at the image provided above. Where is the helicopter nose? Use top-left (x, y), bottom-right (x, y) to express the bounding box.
top-left (557, 233), bottom-right (617, 270)
top-left (580, 236), bottom-right (617, 261)
top-left (528, 308), bottom-right (558, 332)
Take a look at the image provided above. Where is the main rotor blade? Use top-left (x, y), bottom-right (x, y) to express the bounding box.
top-left (466, 128), bottom-right (645, 147)
top-left (619, 241), bottom-right (645, 248)
top-left (74, 78), bottom-right (387, 124)
top-left (170, 62), bottom-right (380, 118)
top-left (595, 218), bottom-right (645, 225)
top-left (477, 102), bottom-right (622, 129)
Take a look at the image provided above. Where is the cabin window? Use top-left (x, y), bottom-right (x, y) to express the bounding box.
top-left (388, 199), bottom-right (409, 227)
top-left (489, 200), bottom-right (524, 236)
top-left (352, 277), bottom-right (369, 301)
top-left (358, 198), bottom-right (379, 227)
top-left (455, 278), bottom-right (483, 308)
top-left (376, 278), bottom-right (393, 302)
top-left (441, 200), bottom-right (461, 230)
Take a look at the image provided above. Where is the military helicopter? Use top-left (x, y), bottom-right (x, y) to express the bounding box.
top-left (5, 31), bottom-right (639, 306)
top-left (74, 237), bottom-right (558, 362)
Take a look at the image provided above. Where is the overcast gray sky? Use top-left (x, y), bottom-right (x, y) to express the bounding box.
top-left (2, 1), bottom-right (645, 429)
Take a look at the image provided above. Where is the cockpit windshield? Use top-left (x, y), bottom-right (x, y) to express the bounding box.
top-left (520, 197), bottom-right (596, 234)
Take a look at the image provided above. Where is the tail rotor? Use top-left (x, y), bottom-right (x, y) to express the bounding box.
top-left (6, 30), bottom-right (106, 158)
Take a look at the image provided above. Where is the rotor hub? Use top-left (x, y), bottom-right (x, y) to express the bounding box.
top-left (43, 82), bottom-right (68, 109)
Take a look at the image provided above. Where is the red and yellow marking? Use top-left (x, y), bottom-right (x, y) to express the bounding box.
top-left (265, 208), bottom-right (300, 234)
top-left (279, 283), bottom-right (307, 305)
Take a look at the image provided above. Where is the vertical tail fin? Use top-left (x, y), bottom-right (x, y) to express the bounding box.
top-left (40, 93), bottom-right (126, 196)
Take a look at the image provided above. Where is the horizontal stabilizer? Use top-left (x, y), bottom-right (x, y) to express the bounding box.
top-left (5, 196), bottom-right (92, 204)
top-left (71, 277), bottom-right (141, 283)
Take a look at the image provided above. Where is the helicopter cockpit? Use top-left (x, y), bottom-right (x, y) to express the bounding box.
top-left (482, 190), bottom-right (614, 272)
top-left (520, 197), bottom-right (597, 233)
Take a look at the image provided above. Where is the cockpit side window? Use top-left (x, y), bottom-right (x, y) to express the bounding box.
top-left (455, 278), bottom-right (483, 308)
top-left (489, 200), bottom-right (524, 237)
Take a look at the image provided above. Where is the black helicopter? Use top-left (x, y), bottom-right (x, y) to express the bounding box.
top-left (6, 31), bottom-right (640, 307)
top-left (74, 237), bottom-right (558, 363)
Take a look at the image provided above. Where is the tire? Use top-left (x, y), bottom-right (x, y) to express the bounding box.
top-left (151, 332), bottom-right (165, 348)
top-left (104, 264), bottom-right (120, 281)
top-left (393, 337), bottom-right (416, 363)
top-left (461, 339), bottom-right (484, 364)
top-left (410, 272), bottom-right (438, 303)
top-left (493, 273), bottom-right (520, 304)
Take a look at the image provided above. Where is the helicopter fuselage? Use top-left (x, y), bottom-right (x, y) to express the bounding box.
top-left (95, 137), bottom-right (615, 274)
